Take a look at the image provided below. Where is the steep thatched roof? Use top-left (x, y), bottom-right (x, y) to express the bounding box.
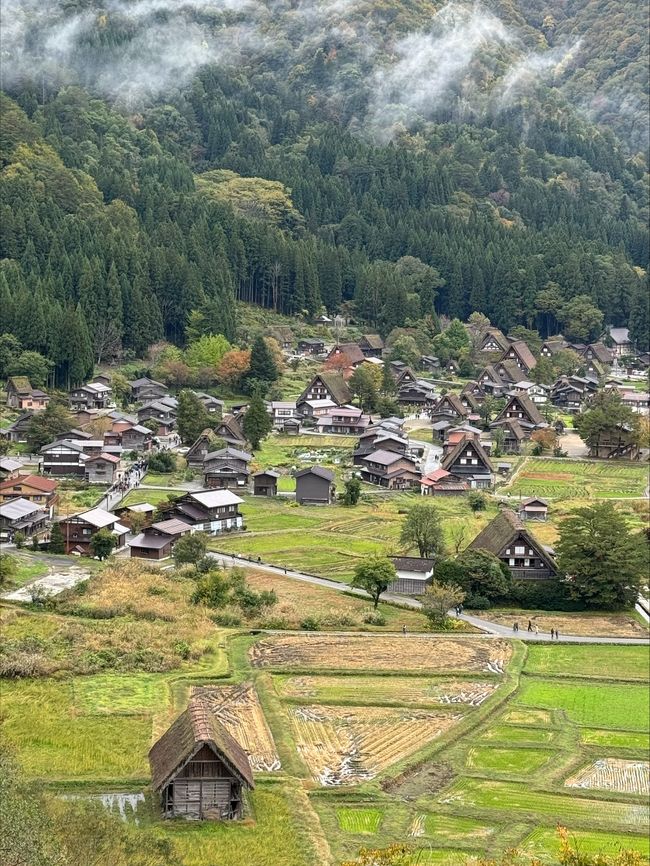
top-left (468, 509), bottom-right (557, 570)
top-left (500, 394), bottom-right (545, 427)
top-left (149, 698), bottom-right (254, 792)
top-left (441, 436), bottom-right (493, 473)
top-left (503, 340), bottom-right (537, 371)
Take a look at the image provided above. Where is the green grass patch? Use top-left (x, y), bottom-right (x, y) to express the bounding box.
top-left (502, 709), bottom-right (553, 726)
top-left (336, 808), bottom-right (384, 834)
top-left (480, 725), bottom-right (556, 745)
top-left (73, 673), bottom-right (170, 715)
top-left (6, 559), bottom-right (49, 588)
top-left (119, 488), bottom-right (178, 507)
top-left (466, 746), bottom-right (553, 774)
top-left (421, 813), bottom-right (496, 842)
top-left (525, 645), bottom-right (650, 681)
top-left (438, 779), bottom-right (649, 830)
top-left (522, 826), bottom-right (650, 859)
top-left (581, 729), bottom-right (650, 751)
top-left (515, 679), bottom-right (650, 731)
top-left (141, 471), bottom-right (186, 486)
top-left (155, 787), bottom-right (312, 866)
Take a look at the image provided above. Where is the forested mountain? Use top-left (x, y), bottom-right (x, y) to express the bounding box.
top-left (1, 0), bottom-right (648, 386)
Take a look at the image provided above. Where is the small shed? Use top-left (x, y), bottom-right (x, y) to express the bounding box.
top-left (518, 498), bottom-right (549, 521)
top-left (294, 466), bottom-right (335, 505)
top-left (389, 557), bottom-right (435, 595)
top-left (252, 470), bottom-right (279, 497)
top-left (149, 698), bottom-right (254, 820)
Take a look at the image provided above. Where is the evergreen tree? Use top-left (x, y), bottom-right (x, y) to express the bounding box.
top-left (245, 336), bottom-right (279, 394)
top-left (176, 390), bottom-right (216, 445)
top-left (242, 391), bottom-right (273, 450)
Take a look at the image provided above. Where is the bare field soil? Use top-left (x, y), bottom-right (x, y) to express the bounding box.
top-left (481, 611), bottom-right (648, 638)
top-left (276, 675), bottom-right (498, 707)
top-left (289, 704), bottom-right (463, 786)
top-left (251, 635), bottom-right (512, 674)
top-left (566, 759), bottom-right (649, 796)
top-left (193, 683), bottom-right (281, 772)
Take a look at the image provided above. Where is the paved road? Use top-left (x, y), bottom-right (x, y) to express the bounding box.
top-left (208, 553), bottom-right (650, 645)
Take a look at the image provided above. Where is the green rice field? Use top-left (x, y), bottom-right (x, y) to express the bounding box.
top-left (503, 457), bottom-right (648, 499)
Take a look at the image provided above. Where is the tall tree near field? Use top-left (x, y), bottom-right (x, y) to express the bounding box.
top-left (421, 580), bottom-right (466, 629)
top-left (89, 528), bottom-right (116, 561)
top-left (399, 503), bottom-right (445, 560)
top-left (556, 503), bottom-right (647, 609)
top-left (574, 390), bottom-right (639, 452)
top-left (242, 391), bottom-right (273, 450)
top-left (48, 523), bottom-right (66, 554)
top-left (176, 389), bottom-right (216, 445)
top-left (352, 556), bottom-right (396, 608)
top-left (245, 335), bottom-right (279, 394)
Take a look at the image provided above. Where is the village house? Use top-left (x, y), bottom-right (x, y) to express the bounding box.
top-left (212, 414), bottom-right (247, 448)
top-left (316, 406), bottom-right (371, 435)
top-left (390, 362), bottom-right (417, 386)
top-left (581, 342), bottom-right (612, 367)
top-left (584, 424), bottom-right (640, 459)
top-left (0, 498), bottom-right (48, 542)
top-left (440, 435), bottom-right (494, 489)
top-left (267, 401), bottom-right (300, 430)
top-left (57, 507), bottom-right (129, 555)
top-left (252, 470), bottom-right (279, 497)
top-left (115, 502), bottom-right (157, 526)
top-left (478, 327), bottom-right (510, 354)
top-left (129, 518), bottom-right (193, 560)
top-left (268, 326), bottom-right (294, 351)
top-left (620, 390), bottom-right (650, 415)
top-left (389, 557), bottom-right (435, 594)
top-left (509, 381), bottom-right (549, 405)
top-left (358, 334), bottom-right (384, 358)
top-left (69, 381), bottom-right (113, 411)
top-left (360, 450), bottom-right (420, 489)
top-left (85, 453), bottom-right (121, 485)
top-left (202, 448), bottom-right (251, 490)
top-left (492, 394), bottom-right (546, 436)
top-left (495, 358), bottom-right (527, 386)
top-left (430, 394), bottom-right (468, 425)
top-left (499, 340), bottom-right (537, 375)
top-left (149, 697), bottom-right (254, 820)
top-left (0, 457), bottom-right (23, 481)
top-left (468, 509), bottom-right (557, 580)
top-left (326, 342), bottom-right (366, 368)
top-left (297, 373), bottom-right (352, 414)
top-left (298, 398), bottom-right (337, 419)
top-left (196, 394), bottom-right (225, 417)
top-left (477, 365), bottom-right (509, 397)
top-left (40, 440), bottom-right (90, 476)
top-left (296, 337), bottom-right (325, 356)
top-left (607, 327), bottom-right (633, 358)
top-left (294, 466), bottom-right (336, 505)
top-left (396, 381), bottom-right (437, 410)
top-left (137, 401), bottom-right (177, 436)
top-left (3, 413), bottom-right (33, 444)
top-left (539, 338), bottom-right (569, 358)
top-left (419, 355), bottom-right (440, 373)
top-left (119, 423), bottom-right (154, 452)
top-left (353, 427), bottom-right (408, 465)
top-left (490, 418), bottom-right (526, 454)
top-left (550, 376), bottom-right (589, 412)
top-left (0, 474), bottom-right (58, 517)
top-left (420, 468), bottom-right (468, 496)
top-left (518, 498), bottom-right (549, 521)
top-left (129, 377), bottom-right (169, 403)
top-left (170, 490), bottom-right (244, 534)
top-left (5, 377), bottom-right (50, 411)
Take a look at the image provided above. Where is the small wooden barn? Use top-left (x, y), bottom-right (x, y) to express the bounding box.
top-left (149, 699), bottom-right (254, 820)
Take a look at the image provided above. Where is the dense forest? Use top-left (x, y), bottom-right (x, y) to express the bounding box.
top-left (1, 0), bottom-right (648, 386)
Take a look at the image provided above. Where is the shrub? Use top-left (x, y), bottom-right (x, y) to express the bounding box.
top-left (300, 616), bottom-right (320, 631)
top-left (147, 451), bottom-right (176, 473)
top-left (508, 579), bottom-right (586, 611)
top-left (173, 640), bottom-right (191, 659)
top-left (13, 531), bottom-right (25, 549)
top-left (363, 610), bottom-right (387, 626)
top-left (259, 616), bottom-right (289, 630)
top-left (211, 612), bottom-right (241, 627)
top-left (465, 593), bottom-right (491, 610)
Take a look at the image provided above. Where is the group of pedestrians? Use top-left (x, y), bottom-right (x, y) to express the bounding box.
top-left (107, 459), bottom-right (148, 499)
top-left (512, 619), bottom-right (558, 639)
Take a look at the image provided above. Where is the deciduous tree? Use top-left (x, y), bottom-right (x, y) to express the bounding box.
top-left (399, 503), bottom-right (445, 559)
top-left (421, 579), bottom-right (466, 628)
top-left (352, 556), bottom-right (396, 608)
top-left (89, 528), bottom-right (116, 561)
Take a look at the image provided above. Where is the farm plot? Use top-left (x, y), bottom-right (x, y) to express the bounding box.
top-left (276, 675), bottom-right (498, 707)
top-left (466, 746), bottom-right (553, 774)
top-left (409, 813), bottom-right (497, 843)
top-left (515, 679), bottom-right (650, 731)
top-left (251, 635), bottom-right (512, 674)
top-left (437, 778), bottom-right (650, 830)
top-left (289, 704), bottom-right (463, 785)
top-left (485, 612), bottom-right (648, 639)
top-left (192, 683), bottom-right (281, 772)
top-left (336, 808), bottom-right (384, 833)
top-left (525, 644), bottom-right (650, 679)
top-left (502, 458), bottom-right (648, 499)
top-left (581, 729), bottom-right (650, 751)
top-left (565, 759), bottom-right (649, 796)
top-left (521, 827), bottom-right (650, 859)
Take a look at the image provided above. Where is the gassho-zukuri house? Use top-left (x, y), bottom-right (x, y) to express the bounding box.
top-left (149, 698), bottom-right (254, 820)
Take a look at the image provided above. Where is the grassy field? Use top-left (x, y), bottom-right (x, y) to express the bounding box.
top-left (465, 745), bottom-right (553, 774)
top-left (515, 679), bottom-right (650, 730)
top-left (521, 827), bottom-right (650, 859)
top-left (119, 487), bottom-right (178, 507)
top-left (525, 644), bottom-right (650, 680)
top-left (502, 457), bottom-right (648, 499)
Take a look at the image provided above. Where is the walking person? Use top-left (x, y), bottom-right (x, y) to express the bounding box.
top-left (534, 624), bottom-right (539, 636)
top-left (402, 624), bottom-right (407, 635)
top-left (550, 628), bottom-right (555, 640)
top-left (527, 620), bottom-right (533, 632)
top-left (555, 629), bottom-right (559, 640)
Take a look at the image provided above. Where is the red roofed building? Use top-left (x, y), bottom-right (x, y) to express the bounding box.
top-left (0, 474), bottom-right (59, 517)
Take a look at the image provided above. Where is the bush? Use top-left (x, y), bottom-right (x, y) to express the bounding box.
top-left (465, 593), bottom-right (491, 610)
top-left (508, 579), bottom-right (586, 611)
top-left (147, 451), bottom-right (176, 473)
top-left (259, 616), bottom-right (289, 629)
top-left (211, 612), bottom-right (241, 627)
top-left (300, 616), bottom-right (320, 631)
top-left (363, 610), bottom-right (387, 626)
top-left (173, 640), bottom-right (191, 659)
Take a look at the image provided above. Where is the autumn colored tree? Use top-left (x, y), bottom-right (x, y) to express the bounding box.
top-left (217, 348), bottom-right (251, 389)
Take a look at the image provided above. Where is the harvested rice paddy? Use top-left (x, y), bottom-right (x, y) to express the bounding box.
top-left (565, 759), bottom-right (649, 796)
